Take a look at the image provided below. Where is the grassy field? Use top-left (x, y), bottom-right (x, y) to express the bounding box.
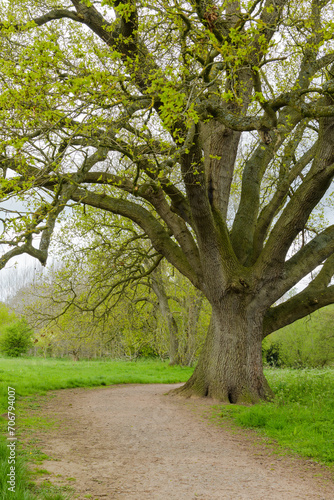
top-left (0, 358), bottom-right (333, 499)
top-left (0, 357), bottom-right (193, 411)
top-left (221, 367), bottom-right (334, 466)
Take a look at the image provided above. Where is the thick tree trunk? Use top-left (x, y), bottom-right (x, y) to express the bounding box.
top-left (173, 295), bottom-right (273, 403)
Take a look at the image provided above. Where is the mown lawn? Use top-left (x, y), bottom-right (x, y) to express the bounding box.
top-left (0, 356), bottom-right (193, 408)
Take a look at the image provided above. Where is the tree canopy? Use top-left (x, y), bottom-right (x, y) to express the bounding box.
top-left (0, 0), bottom-right (334, 401)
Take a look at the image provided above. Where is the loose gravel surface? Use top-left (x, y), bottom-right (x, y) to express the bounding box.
top-left (26, 383), bottom-right (334, 499)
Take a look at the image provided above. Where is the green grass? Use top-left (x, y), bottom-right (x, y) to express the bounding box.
top-left (220, 367), bottom-right (334, 466)
top-left (0, 356), bottom-right (193, 499)
top-left (0, 357), bottom-right (192, 406)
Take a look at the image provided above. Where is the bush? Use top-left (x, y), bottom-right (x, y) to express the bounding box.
top-left (262, 339), bottom-right (281, 367)
top-left (0, 319), bottom-right (33, 357)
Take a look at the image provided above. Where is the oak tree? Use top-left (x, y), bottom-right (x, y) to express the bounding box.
top-left (1, 0), bottom-right (334, 402)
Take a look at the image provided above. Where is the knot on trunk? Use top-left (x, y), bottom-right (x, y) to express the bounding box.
top-left (224, 278), bottom-right (250, 295)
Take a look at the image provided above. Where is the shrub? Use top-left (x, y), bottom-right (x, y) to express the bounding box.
top-left (0, 319), bottom-right (33, 357)
top-left (262, 339), bottom-right (281, 367)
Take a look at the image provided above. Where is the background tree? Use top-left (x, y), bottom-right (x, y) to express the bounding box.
top-left (0, 302), bottom-right (16, 328)
top-left (16, 206), bottom-right (209, 363)
top-left (0, 1), bottom-right (334, 401)
top-left (149, 264), bottom-right (206, 366)
top-left (0, 256), bottom-right (45, 303)
top-left (50, 203), bottom-right (209, 364)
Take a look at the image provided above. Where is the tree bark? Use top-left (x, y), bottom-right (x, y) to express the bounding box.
top-left (173, 294), bottom-right (273, 403)
top-left (150, 269), bottom-right (180, 365)
top-left (182, 290), bottom-right (203, 367)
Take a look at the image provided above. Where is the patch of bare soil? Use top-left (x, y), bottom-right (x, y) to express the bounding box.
top-left (24, 384), bottom-right (333, 499)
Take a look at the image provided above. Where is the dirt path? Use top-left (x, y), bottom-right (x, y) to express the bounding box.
top-left (27, 384), bottom-right (333, 499)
